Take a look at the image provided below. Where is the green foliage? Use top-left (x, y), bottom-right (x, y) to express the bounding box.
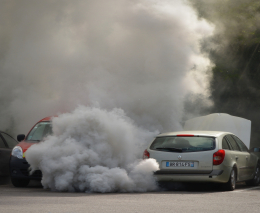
top-left (212, 66), bottom-right (240, 81)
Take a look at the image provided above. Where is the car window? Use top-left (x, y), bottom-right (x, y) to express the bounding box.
top-left (150, 136), bottom-right (215, 152)
top-left (226, 135), bottom-right (240, 151)
top-left (222, 137), bottom-right (231, 150)
top-left (1, 133), bottom-right (18, 149)
top-left (232, 135), bottom-right (249, 152)
top-left (27, 122), bottom-right (52, 141)
top-left (0, 135), bottom-right (7, 148)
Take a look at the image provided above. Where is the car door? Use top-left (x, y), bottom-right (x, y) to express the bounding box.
top-left (1, 132), bottom-right (18, 150)
top-left (0, 133), bottom-right (12, 177)
top-left (232, 135), bottom-right (255, 179)
top-left (225, 135), bottom-right (248, 181)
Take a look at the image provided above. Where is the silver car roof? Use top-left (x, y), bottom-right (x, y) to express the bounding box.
top-left (157, 131), bottom-right (232, 138)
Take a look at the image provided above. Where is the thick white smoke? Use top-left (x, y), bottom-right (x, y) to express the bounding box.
top-left (0, 0), bottom-right (213, 134)
top-left (1, 0), bottom-right (214, 192)
top-left (26, 106), bottom-right (159, 192)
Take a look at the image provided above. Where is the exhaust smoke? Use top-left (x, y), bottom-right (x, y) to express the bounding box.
top-left (0, 0), bottom-right (213, 134)
top-left (1, 0), bottom-right (214, 192)
top-left (26, 106), bottom-right (159, 192)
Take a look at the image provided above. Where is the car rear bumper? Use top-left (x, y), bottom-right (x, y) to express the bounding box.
top-left (9, 156), bottom-right (42, 180)
top-left (154, 167), bottom-right (232, 183)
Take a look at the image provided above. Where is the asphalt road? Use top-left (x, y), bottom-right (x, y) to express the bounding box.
top-left (1, 178), bottom-right (260, 213)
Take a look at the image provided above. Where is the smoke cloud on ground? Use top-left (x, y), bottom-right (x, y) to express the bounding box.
top-left (1, 0), bottom-right (214, 192)
top-left (26, 106), bottom-right (159, 192)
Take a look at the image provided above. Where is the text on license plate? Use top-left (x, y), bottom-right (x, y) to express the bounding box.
top-left (166, 162), bottom-right (194, 167)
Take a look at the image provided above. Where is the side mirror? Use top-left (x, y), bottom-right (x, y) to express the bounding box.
top-left (17, 134), bottom-right (25, 142)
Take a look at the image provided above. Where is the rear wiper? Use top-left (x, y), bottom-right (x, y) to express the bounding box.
top-left (156, 147), bottom-right (183, 152)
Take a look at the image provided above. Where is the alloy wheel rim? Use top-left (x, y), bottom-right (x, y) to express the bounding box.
top-left (231, 170), bottom-right (235, 189)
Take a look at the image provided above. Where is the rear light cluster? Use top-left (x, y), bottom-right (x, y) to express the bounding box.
top-left (213, 149), bottom-right (225, 165)
top-left (143, 149), bottom-right (150, 159)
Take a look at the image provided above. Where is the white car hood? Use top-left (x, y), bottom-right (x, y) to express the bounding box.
top-left (183, 113), bottom-right (251, 148)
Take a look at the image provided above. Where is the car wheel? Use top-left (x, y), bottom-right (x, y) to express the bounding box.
top-left (11, 178), bottom-right (30, 187)
top-left (224, 168), bottom-right (236, 191)
top-left (246, 163), bottom-right (260, 186)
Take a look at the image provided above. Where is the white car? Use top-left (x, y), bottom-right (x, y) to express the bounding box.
top-left (143, 131), bottom-right (260, 191)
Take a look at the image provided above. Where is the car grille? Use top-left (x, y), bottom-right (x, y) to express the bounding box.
top-left (20, 169), bottom-right (42, 177)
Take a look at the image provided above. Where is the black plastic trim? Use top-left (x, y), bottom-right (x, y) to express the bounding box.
top-left (9, 156), bottom-right (42, 180)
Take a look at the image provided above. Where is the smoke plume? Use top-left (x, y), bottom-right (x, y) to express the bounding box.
top-left (26, 106), bottom-right (159, 192)
top-left (0, 0), bottom-right (213, 134)
top-left (1, 0), bottom-right (214, 192)
top-left (188, 0), bottom-right (260, 147)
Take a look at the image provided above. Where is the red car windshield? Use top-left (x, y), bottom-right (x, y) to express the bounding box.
top-left (26, 121), bottom-right (52, 142)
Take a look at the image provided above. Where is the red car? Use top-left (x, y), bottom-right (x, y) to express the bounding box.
top-left (10, 117), bottom-right (52, 187)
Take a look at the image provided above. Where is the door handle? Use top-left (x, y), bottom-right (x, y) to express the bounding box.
top-left (235, 156), bottom-right (238, 160)
top-left (246, 156), bottom-right (248, 160)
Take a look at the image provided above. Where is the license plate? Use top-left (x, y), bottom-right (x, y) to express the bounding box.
top-left (166, 162), bottom-right (194, 167)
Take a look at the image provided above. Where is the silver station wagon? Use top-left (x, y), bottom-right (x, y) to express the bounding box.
top-left (143, 131), bottom-right (260, 191)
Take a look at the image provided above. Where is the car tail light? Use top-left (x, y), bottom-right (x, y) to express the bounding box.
top-left (213, 149), bottom-right (225, 165)
top-left (143, 149), bottom-right (150, 159)
top-left (176, 134), bottom-right (194, 137)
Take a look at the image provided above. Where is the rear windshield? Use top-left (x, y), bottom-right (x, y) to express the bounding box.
top-left (150, 136), bottom-right (215, 152)
top-left (26, 122), bottom-right (52, 142)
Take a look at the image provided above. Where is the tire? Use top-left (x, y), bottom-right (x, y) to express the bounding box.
top-left (11, 178), bottom-right (30, 187)
top-left (224, 168), bottom-right (236, 191)
top-left (246, 163), bottom-right (260, 186)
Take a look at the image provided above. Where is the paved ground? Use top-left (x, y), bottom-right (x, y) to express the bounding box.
top-left (1, 178), bottom-right (260, 213)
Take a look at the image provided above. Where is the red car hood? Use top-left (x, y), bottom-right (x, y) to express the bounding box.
top-left (18, 141), bottom-right (37, 154)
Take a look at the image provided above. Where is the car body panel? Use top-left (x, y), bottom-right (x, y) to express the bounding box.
top-left (0, 148), bottom-right (11, 176)
top-left (227, 150), bottom-right (248, 181)
top-left (150, 149), bottom-right (216, 173)
top-left (157, 131), bottom-right (224, 138)
top-left (149, 131), bottom-right (220, 174)
top-left (10, 140), bottom-right (39, 180)
top-left (147, 131), bottom-right (258, 184)
top-left (17, 141), bottom-right (36, 154)
top-left (9, 156), bottom-right (42, 180)
top-left (154, 166), bottom-right (232, 183)
top-left (9, 117), bottom-right (52, 181)
top-left (0, 131), bottom-right (18, 177)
